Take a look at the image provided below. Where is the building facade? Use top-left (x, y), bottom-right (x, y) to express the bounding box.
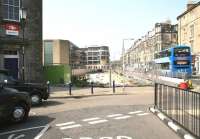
top-left (0, 0), bottom-right (43, 82)
top-left (177, 1), bottom-right (200, 74)
top-left (85, 46), bottom-right (110, 71)
top-left (125, 21), bottom-right (178, 72)
top-left (43, 40), bottom-right (86, 68)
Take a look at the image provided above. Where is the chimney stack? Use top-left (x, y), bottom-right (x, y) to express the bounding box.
top-left (187, 0), bottom-right (195, 10)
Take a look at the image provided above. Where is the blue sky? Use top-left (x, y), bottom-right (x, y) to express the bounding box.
top-left (43, 0), bottom-right (190, 60)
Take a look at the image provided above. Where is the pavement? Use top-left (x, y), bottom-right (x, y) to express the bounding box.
top-left (0, 86), bottom-right (181, 139)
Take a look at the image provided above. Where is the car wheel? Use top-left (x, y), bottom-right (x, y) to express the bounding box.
top-left (11, 103), bottom-right (29, 123)
top-left (31, 94), bottom-right (42, 105)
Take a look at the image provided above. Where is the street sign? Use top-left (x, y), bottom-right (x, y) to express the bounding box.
top-left (4, 23), bottom-right (19, 36)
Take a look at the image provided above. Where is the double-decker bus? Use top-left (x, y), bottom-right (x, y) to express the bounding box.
top-left (154, 45), bottom-right (192, 78)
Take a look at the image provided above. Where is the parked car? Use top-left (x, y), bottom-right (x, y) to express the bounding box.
top-left (0, 69), bottom-right (50, 105)
top-left (0, 85), bottom-right (31, 123)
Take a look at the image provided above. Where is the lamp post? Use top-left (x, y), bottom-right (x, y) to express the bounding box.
top-left (20, 8), bottom-right (27, 81)
top-left (122, 38), bottom-right (134, 92)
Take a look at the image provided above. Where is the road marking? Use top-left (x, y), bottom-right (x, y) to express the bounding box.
top-left (168, 122), bottom-right (180, 132)
top-left (0, 126), bottom-right (46, 136)
top-left (29, 111), bottom-right (36, 116)
top-left (8, 134), bottom-right (15, 139)
top-left (56, 121), bottom-right (75, 127)
top-left (14, 134), bottom-right (25, 139)
top-left (60, 124), bottom-right (82, 130)
top-left (34, 124), bottom-right (50, 139)
top-left (114, 115), bottom-right (131, 120)
top-left (88, 120), bottom-right (108, 124)
top-left (128, 111), bottom-right (143, 115)
top-left (82, 117), bottom-right (100, 122)
top-left (107, 114), bottom-right (123, 118)
top-left (137, 113), bottom-right (150, 116)
top-left (8, 134), bottom-right (25, 139)
top-left (184, 134), bottom-right (195, 139)
top-left (157, 113), bottom-right (166, 120)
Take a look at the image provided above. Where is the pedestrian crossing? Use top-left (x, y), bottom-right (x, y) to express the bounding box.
top-left (55, 110), bottom-right (150, 130)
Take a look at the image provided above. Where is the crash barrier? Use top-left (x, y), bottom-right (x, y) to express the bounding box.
top-left (154, 83), bottom-right (200, 138)
top-left (68, 80), bottom-right (116, 96)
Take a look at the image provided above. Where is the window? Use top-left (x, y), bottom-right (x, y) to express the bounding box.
top-left (160, 63), bottom-right (170, 70)
top-left (190, 24), bottom-right (194, 39)
top-left (174, 47), bottom-right (190, 57)
top-left (2, 0), bottom-right (20, 21)
top-left (44, 42), bottom-right (53, 65)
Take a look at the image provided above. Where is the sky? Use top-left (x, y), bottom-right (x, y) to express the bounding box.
top-left (43, 0), bottom-right (190, 60)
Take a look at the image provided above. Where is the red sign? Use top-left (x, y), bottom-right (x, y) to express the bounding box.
top-left (4, 23), bottom-right (19, 36)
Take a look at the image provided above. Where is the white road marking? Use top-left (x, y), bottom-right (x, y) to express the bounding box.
top-left (88, 120), bottom-right (108, 124)
top-left (107, 114), bottom-right (123, 118)
top-left (60, 124), bottom-right (82, 130)
top-left (29, 111), bottom-right (36, 116)
top-left (82, 117), bottom-right (100, 122)
top-left (8, 134), bottom-right (25, 139)
top-left (0, 126), bottom-right (46, 136)
top-left (128, 111), bottom-right (143, 115)
top-left (14, 134), bottom-right (25, 139)
top-left (56, 121), bottom-right (75, 127)
top-left (8, 134), bottom-right (15, 139)
top-left (34, 124), bottom-right (50, 139)
top-left (114, 115), bottom-right (131, 120)
top-left (157, 113), bottom-right (166, 120)
top-left (184, 134), bottom-right (195, 139)
top-left (168, 122), bottom-right (180, 132)
top-left (137, 113), bottom-right (150, 116)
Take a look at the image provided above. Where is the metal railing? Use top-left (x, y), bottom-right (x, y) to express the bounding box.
top-left (154, 83), bottom-right (200, 138)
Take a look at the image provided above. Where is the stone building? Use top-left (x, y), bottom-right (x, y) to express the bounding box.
top-left (177, 1), bottom-right (200, 74)
top-left (125, 21), bottom-right (178, 72)
top-left (0, 0), bottom-right (43, 82)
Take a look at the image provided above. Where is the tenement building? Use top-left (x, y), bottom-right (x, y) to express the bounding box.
top-left (125, 21), bottom-right (178, 72)
top-left (177, 1), bottom-right (200, 74)
top-left (0, 0), bottom-right (43, 82)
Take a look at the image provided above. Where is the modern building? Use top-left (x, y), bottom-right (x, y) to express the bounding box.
top-left (43, 39), bottom-right (86, 68)
top-left (0, 0), bottom-right (43, 82)
top-left (177, 1), bottom-right (200, 74)
top-left (85, 46), bottom-right (110, 71)
top-left (125, 21), bottom-right (178, 72)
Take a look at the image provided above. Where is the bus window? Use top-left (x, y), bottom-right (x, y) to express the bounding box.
top-left (174, 47), bottom-right (190, 57)
top-left (174, 60), bottom-right (190, 66)
top-left (160, 63), bottom-right (170, 70)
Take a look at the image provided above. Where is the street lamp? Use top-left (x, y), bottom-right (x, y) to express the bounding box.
top-left (122, 38), bottom-right (134, 92)
top-left (20, 8), bottom-right (27, 81)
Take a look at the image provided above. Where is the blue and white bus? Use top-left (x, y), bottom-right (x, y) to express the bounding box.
top-left (154, 45), bottom-right (192, 78)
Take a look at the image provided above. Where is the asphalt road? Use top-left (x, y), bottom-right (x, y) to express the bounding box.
top-left (0, 87), bottom-right (180, 139)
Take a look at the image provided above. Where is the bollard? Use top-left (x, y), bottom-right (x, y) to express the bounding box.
top-left (91, 82), bottom-right (94, 95)
top-left (113, 80), bottom-right (115, 93)
top-left (69, 82), bottom-right (72, 96)
top-left (47, 81), bottom-right (50, 93)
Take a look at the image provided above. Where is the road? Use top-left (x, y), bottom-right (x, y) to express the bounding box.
top-left (0, 87), bottom-right (180, 139)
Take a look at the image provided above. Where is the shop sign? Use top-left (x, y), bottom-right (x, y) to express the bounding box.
top-left (4, 23), bottom-right (19, 36)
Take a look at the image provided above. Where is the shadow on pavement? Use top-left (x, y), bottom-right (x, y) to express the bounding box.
top-left (50, 93), bottom-right (129, 100)
top-left (38, 100), bottom-right (64, 107)
top-left (0, 115), bottom-right (55, 132)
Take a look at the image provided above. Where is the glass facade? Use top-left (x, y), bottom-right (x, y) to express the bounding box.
top-left (44, 41), bottom-right (53, 65)
top-left (2, 0), bottom-right (20, 21)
